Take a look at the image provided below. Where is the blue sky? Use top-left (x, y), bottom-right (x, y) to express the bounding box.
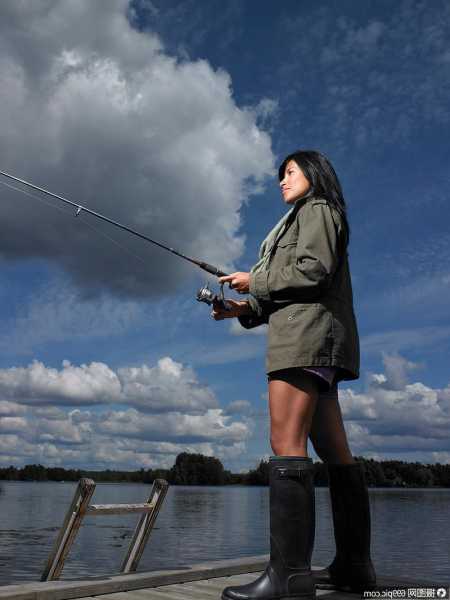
top-left (0, 0), bottom-right (449, 472)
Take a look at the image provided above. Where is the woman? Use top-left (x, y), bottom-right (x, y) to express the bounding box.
top-left (212, 151), bottom-right (376, 600)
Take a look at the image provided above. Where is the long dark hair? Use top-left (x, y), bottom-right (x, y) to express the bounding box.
top-left (278, 150), bottom-right (350, 247)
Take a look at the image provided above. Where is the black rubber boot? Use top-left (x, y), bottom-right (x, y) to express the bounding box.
top-left (222, 456), bottom-right (315, 600)
top-left (313, 462), bottom-right (376, 592)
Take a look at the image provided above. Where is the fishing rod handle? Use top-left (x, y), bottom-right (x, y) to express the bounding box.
top-left (199, 262), bottom-right (228, 277)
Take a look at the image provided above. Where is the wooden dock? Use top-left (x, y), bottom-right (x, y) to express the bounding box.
top-left (0, 556), bottom-right (447, 600)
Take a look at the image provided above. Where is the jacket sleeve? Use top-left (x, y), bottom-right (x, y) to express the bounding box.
top-left (238, 295), bottom-right (269, 329)
top-left (249, 201), bottom-right (343, 303)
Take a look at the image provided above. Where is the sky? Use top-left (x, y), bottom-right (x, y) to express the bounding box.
top-left (0, 0), bottom-right (449, 473)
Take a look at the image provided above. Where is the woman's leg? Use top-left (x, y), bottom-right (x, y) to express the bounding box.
top-left (268, 369), bottom-right (319, 457)
top-left (223, 369), bottom-right (318, 600)
top-left (308, 386), bottom-right (355, 464)
top-left (309, 386), bottom-right (376, 590)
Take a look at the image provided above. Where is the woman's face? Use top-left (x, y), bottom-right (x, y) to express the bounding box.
top-left (279, 160), bottom-right (311, 204)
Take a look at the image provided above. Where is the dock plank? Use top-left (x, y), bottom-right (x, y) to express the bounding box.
top-left (0, 556), bottom-right (268, 600)
top-left (106, 592), bottom-right (185, 600)
top-left (109, 592), bottom-right (179, 600)
top-left (176, 576), bottom-right (251, 591)
top-left (100, 573), bottom-right (359, 600)
top-left (167, 582), bottom-right (225, 597)
top-left (103, 590), bottom-right (190, 600)
top-left (107, 573), bottom-right (263, 600)
top-left (158, 585), bottom-right (216, 599)
top-left (0, 556), bottom-right (447, 600)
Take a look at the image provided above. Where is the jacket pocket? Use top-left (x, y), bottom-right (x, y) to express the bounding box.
top-left (277, 240), bottom-right (297, 248)
top-left (286, 303), bottom-right (322, 320)
top-left (268, 303), bottom-right (333, 361)
top-left (271, 240), bottom-right (297, 267)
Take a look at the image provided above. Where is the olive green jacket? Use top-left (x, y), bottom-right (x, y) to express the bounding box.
top-left (239, 196), bottom-right (360, 381)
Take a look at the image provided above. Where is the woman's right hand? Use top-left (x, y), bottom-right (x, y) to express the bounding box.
top-left (211, 299), bottom-right (251, 321)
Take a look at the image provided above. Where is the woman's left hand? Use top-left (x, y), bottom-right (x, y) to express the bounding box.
top-left (218, 272), bottom-right (250, 294)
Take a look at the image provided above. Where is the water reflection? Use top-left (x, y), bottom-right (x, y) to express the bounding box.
top-left (0, 482), bottom-right (448, 585)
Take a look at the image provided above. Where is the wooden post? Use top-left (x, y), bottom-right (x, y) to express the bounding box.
top-left (41, 478), bottom-right (95, 581)
top-left (121, 478), bottom-right (169, 573)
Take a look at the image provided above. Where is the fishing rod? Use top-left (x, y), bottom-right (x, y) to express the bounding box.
top-left (0, 169), bottom-right (231, 309)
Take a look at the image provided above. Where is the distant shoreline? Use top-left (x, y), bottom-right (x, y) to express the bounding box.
top-left (1, 453), bottom-right (449, 487)
top-left (1, 481), bottom-right (450, 490)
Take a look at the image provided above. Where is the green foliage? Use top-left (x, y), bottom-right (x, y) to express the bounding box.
top-left (246, 459), bottom-right (270, 485)
top-left (168, 452), bottom-right (226, 485)
top-left (0, 455), bottom-right (449, 487)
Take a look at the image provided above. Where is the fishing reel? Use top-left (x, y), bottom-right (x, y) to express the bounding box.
top-left (196, 282), bottom-right (231, 311)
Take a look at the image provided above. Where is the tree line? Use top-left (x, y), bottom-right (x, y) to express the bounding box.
top-left (0, 453), bottom-right (449, 487)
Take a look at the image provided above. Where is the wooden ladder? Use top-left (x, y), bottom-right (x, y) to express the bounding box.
top-left (41, 477), bottom-right (169, 581)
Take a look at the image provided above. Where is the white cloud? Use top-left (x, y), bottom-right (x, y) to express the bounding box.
top-left (0, 356), bottom-right (220, 414)
top-left (430, 452), bottom-right (450, 465)
top-left (0, 417), bottom-right (28, 434)
top-left (0, 400), bottom-right (26, 416)
top-left (0, 0), bottom-right (274, 298)
top-left (0, 360), bottom-right (121, 406)
top-left (251, 98), bottom-right (280, 134)
top-left (118, 357), bottom-right (218, 413)
top-left (339, 389), bottom-right (377, 421)
top-left (379, 353), bottom-right (423, 391)
top-left (2, 350), bottom-right (448, 468)
top-left (0, 353), bottom-right (250, 469)
top-left (0, 405), bottom-right (250, 469)
top-left (34, 415), bottom-right (88, 445)
top-left (436, 385), bottom-right (450, 412)
top-left (224, 400), bottom-right (252, 415)
top-left (338, 353), bottom-right (450, 459)
top-left (97, 407), bottom-right (247, 444)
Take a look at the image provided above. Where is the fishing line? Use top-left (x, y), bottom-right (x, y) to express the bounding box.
top-left (0, 169), bottom-right (231, 308)
top-left (76, 216), bottom-right (150, 269)
top-left (0, 169), bottom-right (227, 277)
top-left (0, 178), bottom-right (150, 268)
top-left (1, 178), bottom-right (75, 219)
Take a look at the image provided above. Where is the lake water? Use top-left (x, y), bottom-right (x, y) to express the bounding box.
top-left (0, 482), bottom-right (449, 586)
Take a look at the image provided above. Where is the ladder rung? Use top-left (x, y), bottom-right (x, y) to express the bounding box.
top-left (42, 478), bottom-right (168, 581)
top-left (86, 502), bottom-right (156, 515)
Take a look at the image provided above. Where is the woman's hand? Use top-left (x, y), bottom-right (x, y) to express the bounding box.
top-left (218, 272), bottom-right (250, 294)
top-left (211, 299), bottom-right (251, 321)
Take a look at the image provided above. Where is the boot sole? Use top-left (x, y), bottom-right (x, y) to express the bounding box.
top-left (315, 581), bottom-right (377, 592)
top-left (315, 582), bottom-right (337, 590)
top-left (222, 595), bottom-right (315, 600)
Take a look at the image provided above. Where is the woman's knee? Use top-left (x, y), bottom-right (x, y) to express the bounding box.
top-left (268, 371), bottom-right (319, 456)
top-left (270, 436), bottom-right (281, 455)
top-left (270, 429), bottom-right (308, 455)
top-left (270, 433), bottom-right (287, 455)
